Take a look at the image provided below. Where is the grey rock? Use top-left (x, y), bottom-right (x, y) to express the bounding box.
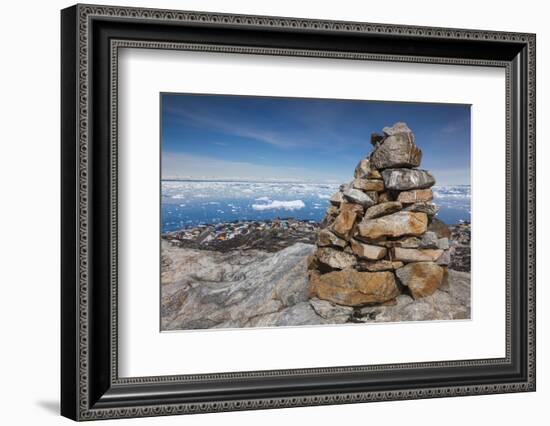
top-left (316, 247), bottom-right (357, 269)
top-left (245, 302), bottom-right (328, 328)
top-left (436, 249), bottom-right (451, 266)
top-left (343, 188), bottom-right (376, 207)
top-left (420, 231), bottom-right (439, 248)
top-left (364, 201), bottom-right (403, 220)
top-left (371, 123), bottom-right (422, 169)
top-left (381, 168), bottom-right (436, 190)
top-left (403, 202), bottom-right (440, 216)
top-left (161, 241), bottom-right (318, 330)
top-left (309, 298), bottom-right (354, 322)
top-left (437, 237), bottom-right (450, 250)
top-left (382, 122), bottom-right (413, 136)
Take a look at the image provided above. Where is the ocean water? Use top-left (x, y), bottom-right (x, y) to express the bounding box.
top-left (161, 180), bottom-right (471, 233)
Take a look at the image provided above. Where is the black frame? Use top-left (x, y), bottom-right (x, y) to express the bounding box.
top-left (61, 4), bottom-right (536, 421)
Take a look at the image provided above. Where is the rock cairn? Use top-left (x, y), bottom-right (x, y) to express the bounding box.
top-left (309, 122), bottom-right (451, 307)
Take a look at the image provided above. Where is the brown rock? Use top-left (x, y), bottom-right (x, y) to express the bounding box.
top-left (326, 205), bottom-right (339, 216)
top-left (331, 210), bottom-right (358, 239)
top-left (340, 201), bottom-right (364, 216)
top-left (392, 247), bottom-right (444, 262)
top-left (309, 269), bottom-right (400, 306)
top-left (356, 260), bottom-right (404, 272)
top-left (365, 191), bottom-right (379, 204)
top-left (316, 248), bottom-right (357, 270)
top-left (353, 178), bottom-right (385, 192)
top-left (364, 201), bottom-right (403, 220)
top-left (396, 189), bottom-right (433, 203)
top-left (378, 236), bottom-right (421, 249)
top-left (358, 211), bottom-right (428, 239)
top-left (395, 262), bottom-right (444, 298)
top-left (329, 191), bottom-right (344, 205)
top-left (350, 239), bottom-right (387, 260)
top-left (378, 192), bottom-right (392, 203)
top-left (317, 229), bottom-right (347, 248)
top-left (354, 158), bottom-right (382, 179)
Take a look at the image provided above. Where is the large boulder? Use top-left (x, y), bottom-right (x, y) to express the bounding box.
top-left (381, 168), bottom-right (436, 190)
top-left (370, 122), bottom-right (422, 169)
top-left (395, 262), bottom-right (444, 298)
top-left (358, 211), bottom-right (428, 239)
top-left (309, 268), bottom-right (400, 306)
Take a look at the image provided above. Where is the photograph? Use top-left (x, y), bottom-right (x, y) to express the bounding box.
top-left (160, 94), bottom-right (472, 331)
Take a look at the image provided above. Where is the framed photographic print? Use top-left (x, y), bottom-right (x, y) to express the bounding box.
top-left (61, 4), bottom-right (536, 421)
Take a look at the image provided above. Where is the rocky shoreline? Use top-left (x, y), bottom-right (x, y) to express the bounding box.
top-left (160, 218), bottom-right (470, 330)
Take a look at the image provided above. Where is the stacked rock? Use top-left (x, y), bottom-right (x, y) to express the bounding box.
top-left (309, 122), bottom-right (451, 307)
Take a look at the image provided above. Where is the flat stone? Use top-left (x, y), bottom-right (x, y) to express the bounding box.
top-left (339, 201), bottom-right (364, 216)
top-left (331, 210), bottom-right (357, 239)
top-left (354, 158), bottom-right (382, 179)
top-left (437, 237), bottom-right (450, 250)
top-left (436, 249), bottom-right (451, 265)
top-left (396, 189), bottom-right (433, 203)
top-left (317, 229), bottom-right (347, 248)
top-left (364, 201), bottom-right (403, 220)
top-left (350, 239), bottom-right (387, 260)
top-left (309, 268), bottom-right (400, 306)
top-left (378, 236), bottom-right (422, 249)
top-left (356, 260), bottom-right (404, 272)
top-left (343, 188), bottom-right (376, 207)
top-left (381, 168), bottom-right (435, 190)
top-left (353, 178), bottom-right (385, 192)
top-left (392, 247), bottom-right (444, 262)
top-left (371, 123), bottom-right (422, 169)
top-left (358, 211), bottom-right (428, 239)
top-left (395, 262), bottom-right (444, 299)
top-left (316, 247), bottom-right (357, 269)
top-left (403, 202), bottom-right (439, 216)
top-left (330, 191), bottom-right (344, 205)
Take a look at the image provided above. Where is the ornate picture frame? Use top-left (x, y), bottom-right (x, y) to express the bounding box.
top-left (61, 4), bottom-right (535, 421)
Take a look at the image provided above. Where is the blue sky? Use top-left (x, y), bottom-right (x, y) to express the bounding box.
top-left (161, 94), bottom-right (471, 185)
